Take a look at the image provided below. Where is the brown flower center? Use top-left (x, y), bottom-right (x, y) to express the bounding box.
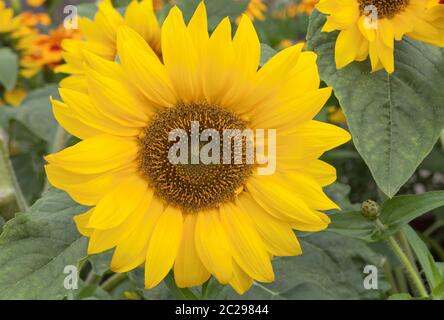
top-left (358, 0), bottom-right (409, 19)
top-left (139, 103), bottom-right (253, 213)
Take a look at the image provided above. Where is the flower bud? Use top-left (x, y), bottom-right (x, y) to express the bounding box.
top-left (361, 200), bottom-right (380, 221)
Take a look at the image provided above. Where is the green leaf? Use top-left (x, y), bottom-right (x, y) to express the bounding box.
top-left (76, 3), bottom-right (98, 19)
top-left (128, 269), bottom-right (174, 300)
top-left (3, 85), bottom-right (59, 144)
top-left (324, 182), bottom-right (360, 212)
top-left (260, 43), bottom-right (276, 66)
top-left (0, 188), bottom-right (88, 299)
top-left (8, 121), bottom-right (47, 204)
top-left (88, 251), bottom-right (113, 276)
top-left (402, 225), bottom-right (442, 289)
top-left (328, 212), bottom-right (378, 242)
top-left (388, 293), bottom-right (413, 300)
top-left (230, 232), bottom-right (389, 299)
top-left (432, 280), bottom-right (444, 299)
top-left (327, 191), bottom-right (444, 242)
top-left (0, 139), bottom-right (17, 218)
top-left (0, 48), bottom-right (18, 91)
top-left (324, 183), bottom-right (378, 242)
top-left (380, 191), bottom-right (444, 235)
top-left (307, 11), bottom-right (444, 197)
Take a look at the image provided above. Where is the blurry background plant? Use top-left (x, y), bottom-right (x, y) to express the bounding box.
top-left (0, 0), bottom-right (443, 301)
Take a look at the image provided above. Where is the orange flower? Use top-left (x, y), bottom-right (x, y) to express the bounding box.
top-left (18, 11), bottom-right (51, 27)
top-left (21, 25), bottom-right (81, 74)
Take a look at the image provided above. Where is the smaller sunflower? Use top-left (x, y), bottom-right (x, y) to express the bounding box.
top-left (317, 0), bottom-right (444, 73)
top-left (57, 0), bottom-right (161, 92)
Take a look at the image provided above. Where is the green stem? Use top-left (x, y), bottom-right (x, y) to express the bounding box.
top-left (0, 138), bottom-right (27, 214)
top-left (101, 273), bottom-right (127, 292)
top-left (397, 231), bottom-right (420, 275)
top-left (375, 220), bottom-right (428, 298)
top-left (394, 267), bottom-right (409, 293)
top-left (382, 259), bottom-right (399, 295)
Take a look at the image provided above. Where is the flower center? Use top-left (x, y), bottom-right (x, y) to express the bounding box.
top-left (358, 0), bottom-right (409, 19)
top-left (139, 103), bottom-right (253, 213)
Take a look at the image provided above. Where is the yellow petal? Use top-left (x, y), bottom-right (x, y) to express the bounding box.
top-left (111, 197), bottom-right (165, 272)
top-left (174, 214), bottom-right (211, 288)
top-left (74, 209), bottom-right (94, 237)
top-left (45, 135), bottom-right (139, 174)
top-left (238, 192), bottom-right (302, 256)
top-left (161, 6), bottom-right (198, 103)
top-left (229, 261), bottom-right (253, 295)
top-left (87, 175), bottom-right (148, 230)
top-left (45, 163), bottom-right (134, 206)
top-left (51, 98), bottom-right (102, 140)
top-left (145, 206), bottom-right (183, 289)
top-left (195, 209), bottom-right (233, 284)
top-left (117, 25), bottom-right (177, 107)
top-left (88, 189), bottom-right (154, 254)
top-left (220, 202), bottom-right (274, 282)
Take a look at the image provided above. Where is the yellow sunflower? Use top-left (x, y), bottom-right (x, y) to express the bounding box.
top-left (57, 0), bottom-right (160, 91)
top-left (317, 0), bottom-right (444, 73)
top-left (46, 3), bottom-right (350, 293)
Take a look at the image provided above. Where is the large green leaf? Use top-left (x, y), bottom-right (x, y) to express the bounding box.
top-left (231, 232), bottom-right (388, 299)
top-left (1, 85), bottom-right (59, 144)
top-left (0, 189), bottom-right (88, 299)
top-left (0, 48), bottom-right (18, 91)
top-left (307, 11), bottom-right (444, 197)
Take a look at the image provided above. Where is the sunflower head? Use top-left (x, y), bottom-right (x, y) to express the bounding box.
top-left (46, 2), bottom-right (350, 294)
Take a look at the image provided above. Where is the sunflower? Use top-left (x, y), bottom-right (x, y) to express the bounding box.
top-left (46, 3), bottom-right (350, 293)
top-left (57, 0), bottom-right (160, 92)
top-left (317, 0), bottom-right (444, 73)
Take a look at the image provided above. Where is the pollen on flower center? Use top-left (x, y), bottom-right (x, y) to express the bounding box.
top-left (358, 0), bottom-right (409, 19)
top-left (139, 103), bottom-right (253, 213)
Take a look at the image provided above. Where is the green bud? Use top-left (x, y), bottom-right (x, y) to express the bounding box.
top-left (361, 200), bottom-right (379, 221)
